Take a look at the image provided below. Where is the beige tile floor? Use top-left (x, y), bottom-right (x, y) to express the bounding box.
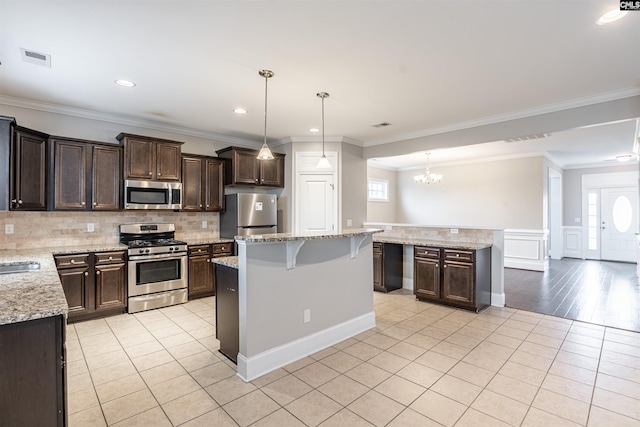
top-left (66, 291), bottom-right (640, 426)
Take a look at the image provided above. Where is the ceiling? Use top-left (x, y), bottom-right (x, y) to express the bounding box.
top-left (0, 1), bottom-right (639, 169)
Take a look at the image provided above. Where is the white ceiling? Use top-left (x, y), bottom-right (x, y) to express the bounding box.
top-left (0, 1), bottom-right (639, 169)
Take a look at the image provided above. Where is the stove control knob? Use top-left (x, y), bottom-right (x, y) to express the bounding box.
top-left (169, 247), bottom-right (174, 251)
top-left (174, 246), bottom-right (180, 251)
top-left (145, 249), bottom-right (150, 253)
top-left (139, 249), bottom-right (144, 254)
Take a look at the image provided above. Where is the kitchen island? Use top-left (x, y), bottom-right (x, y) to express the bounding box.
top-left (231, 228), bottom-right (382, 381)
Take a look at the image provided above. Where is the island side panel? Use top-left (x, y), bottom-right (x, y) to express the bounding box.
top-left (237, 236), bottom-right (375, 374)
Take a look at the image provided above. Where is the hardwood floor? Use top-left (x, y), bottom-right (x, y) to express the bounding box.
top-left (505, 258), bottom-right (640, 332)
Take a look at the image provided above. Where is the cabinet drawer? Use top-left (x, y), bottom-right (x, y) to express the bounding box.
top-left (54, 254), bottom-right (89, 269)
top-left (444, 249), bottom-right (474, 262)
top-left (189, 245), bottom-right (211, 256)
top-left (414, 246), bottom-right (440, 259)
top-left (95, 251), bottom-right (126, 265)
top-left (373, 242), bottom-right (383, 253)
top-left (212, 243), bottom-right (232, 255)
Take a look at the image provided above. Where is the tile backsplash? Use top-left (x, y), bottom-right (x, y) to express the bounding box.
top-left (0, 211), bottom-right (221, 250)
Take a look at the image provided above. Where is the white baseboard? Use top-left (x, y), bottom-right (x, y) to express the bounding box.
top-left (236, 311), bottom-right (376, 382)
top-left (491, 292), bottom-right (506, 307)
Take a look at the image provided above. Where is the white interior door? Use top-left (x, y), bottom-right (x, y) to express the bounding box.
top-left (298, 174), bottom-right (336, 233)
top-left (601, 187), bottom-right (637, 263)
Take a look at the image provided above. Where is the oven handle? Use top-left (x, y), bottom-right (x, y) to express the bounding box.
top-left (129, 252), bottom-right (187, 261)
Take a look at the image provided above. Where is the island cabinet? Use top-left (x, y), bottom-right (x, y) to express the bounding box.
top-left (117, 133), bottom-right (184, 181)
top-left (48, 137), bottom-right (122, 211)
top-left (181, 154), bottom-right (225, 212)
top-left (0, 315), bottom-right (67, 427)
top-left (188, 243), bottom-right (233, 299)
top-left (414, 246), bottom-right (491, 312)
top-left (55, 250), bottom-right (127, 322)
top-left (373, 242), bottom-right (403, 292)
top-left (9, 126), bottom-right (49, 210)
top-left (215, 146), bottom-right (285, 187)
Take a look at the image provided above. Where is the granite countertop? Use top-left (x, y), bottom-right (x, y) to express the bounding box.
top-left (374, 235), bottom-right (492, 250)
top-left (235, 228), bottom-right (384, 243)
top-left (212, 256), bottom-right (239, 269)
top-left (187, 238), bottom-right (235, 246)
top-left (0, 249), bottom-right (68, 326)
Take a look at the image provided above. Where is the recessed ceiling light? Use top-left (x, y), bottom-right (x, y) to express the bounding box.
top-left (309, 128), bottom-right (319, 133)
top-left (616, 154), bottom-right (633, 162)
top-left (115, 79), bottom-right (136, 87)
top-left (234, 108), bottom-right (248, 114)
top-left (596, 9), bottom-right (627, 25)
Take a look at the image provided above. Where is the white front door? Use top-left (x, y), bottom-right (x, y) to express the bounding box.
top-left (298, 174), bottom-right (336, 233)
top-left (601, 187), bottom-right (637, 263)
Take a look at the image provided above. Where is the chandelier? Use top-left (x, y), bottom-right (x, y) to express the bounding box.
top-left (414, 153), bottom-right (443, 184)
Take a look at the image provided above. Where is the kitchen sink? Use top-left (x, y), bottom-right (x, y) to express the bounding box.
top-left (0, 261), bottom-right (41, 274)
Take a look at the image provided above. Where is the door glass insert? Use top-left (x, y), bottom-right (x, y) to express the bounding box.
top-left (587, 192), bottom-right (598, 250)
top-left (612, 195), bottom-right (633, 233)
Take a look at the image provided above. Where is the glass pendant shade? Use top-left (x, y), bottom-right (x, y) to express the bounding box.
top-left (316, 91), bottom-right (331, 169)
top-left (257, 70), bottom-right (275, 161)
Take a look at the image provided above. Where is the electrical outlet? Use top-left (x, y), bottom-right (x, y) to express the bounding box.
top-left (303, 309), bottom-right (311, 323)
top-left (450, 228), bottom-right (458, 234)
top-left (346, 219), bottom-right (353, 227)
top-left (202, 220), bottom-right (208, 229)
top-left (5, 224), bottom-right (14, 234)
top-left (87, 223), bottom-right (95, 233)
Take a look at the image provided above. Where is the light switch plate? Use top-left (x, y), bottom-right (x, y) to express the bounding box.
top-left (5, 224), bottom-right (14, 234)
top-left (303, 309), bottom-right (311, 323)
top-left (346, 219), bottom-right (353, 227)
top-left (202, 220), bottom-right (208, 229)
top-left (87, 223), bottom-right (95, 233)
top-left (450, 228), bottom-right (459, 234)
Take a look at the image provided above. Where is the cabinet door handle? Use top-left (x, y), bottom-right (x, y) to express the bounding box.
top-left (149, 172), bottom-right (152, 175)
top-left (84, 272), bottom-right (88, 276)
top-left (93, 202), bottom-right (97, 206)
top-left (11, 199), bottom-right (16, 203)
top-left (158, 172), bottom-right (162, 176)
top-left (207, 259), bottom-right (210, 263)
top-left (444, 265), bottom-right (447, 268)
top-left (18, 200), bottom-right (23, 205)
top-left (221, 247), bottom-right (226, 251)
top-left (455, 254), bottom-right (459, 257)
top-left (199, 204), bottom-right (203, 207)
top-left (198, 249), bottom-right (202, 252)
top-left (108, 256), bottom-right (113, 260)
top-left (96, 271), bottom-right (101, 275)
top-left (206, 205), bottom-right (209, 208)
top-left (81, 202), bottom-right (85, 205)
top-left (70, 259), bottom-right (75, 264)
top-left (436, 264), bottom-right (439, 268)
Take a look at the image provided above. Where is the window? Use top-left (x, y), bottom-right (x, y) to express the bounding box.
top-left (368, 179), bottom-right (389, 202)
top-left (587, 191), bottom-right (598, 250)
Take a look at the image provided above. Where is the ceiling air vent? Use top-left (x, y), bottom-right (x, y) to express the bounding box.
top-left (20, 48), bottom-right (51, 68)
top-left (503, 133), bottom-right (550, 142)
top-left (373, 122), bottom-right (392, 128)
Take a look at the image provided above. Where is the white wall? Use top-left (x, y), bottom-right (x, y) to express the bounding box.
top-left (563, 163), bottom-right (638, 227)
top-left (340, 143), bottom-right (367, 228)
top-left (366, 165), bottom-right (398, 223)
top-left (397, 156), bottom-right (545, 229)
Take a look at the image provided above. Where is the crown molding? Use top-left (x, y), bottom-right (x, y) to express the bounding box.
top-left (0, 95), bottom-right (261, 147)
top-left (365, 88), bottom-right (640, 147)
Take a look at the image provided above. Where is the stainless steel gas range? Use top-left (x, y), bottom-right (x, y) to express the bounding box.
top-left (119, 223), bottom-right (188, 313)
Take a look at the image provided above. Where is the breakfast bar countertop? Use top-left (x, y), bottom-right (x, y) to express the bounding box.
top-left (373, 235), bottom-right (492, 250)
top-left (234, 228), bottom-right (383, 243)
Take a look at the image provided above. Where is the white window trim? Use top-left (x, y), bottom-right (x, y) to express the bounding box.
top-left (368, 178), bottom-right (389, 202)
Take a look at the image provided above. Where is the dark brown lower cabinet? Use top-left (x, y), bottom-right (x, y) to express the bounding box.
top-left (373, 242), bottom-right (403, 292)
top-left (0, 315), bottom-right (66, 427)
top-left (414, 246), bottom-right (491, 312)
top-left (188, 243), bottom-right (233, 299)
top-left (216, 263), bottom-right (239, 363)
top-left (55, 251), bottom-right (127, 323)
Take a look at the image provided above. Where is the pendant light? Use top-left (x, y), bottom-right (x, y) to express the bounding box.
top-left (257, 70), bottom-right (275, 160)
top-left (316, 92), bottom-right (331, 169)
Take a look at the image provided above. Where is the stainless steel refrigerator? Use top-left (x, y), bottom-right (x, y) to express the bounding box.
top-left (219, 193), bottom-right (277, 238)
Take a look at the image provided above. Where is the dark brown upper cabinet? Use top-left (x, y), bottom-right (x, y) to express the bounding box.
top-left (10, 126), bottom-right (49, 210)
top-left (216, 146), bottom-right (285, 188)
top-left (181, 154), bottom-right (225, 212)
top-left (48, 137), bottom-right (122, 211)
top-left (117, 133), bottom-right (183, 181)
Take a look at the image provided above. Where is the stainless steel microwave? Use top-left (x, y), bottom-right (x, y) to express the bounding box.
top-left (124, 179), bottom-right (182, 210)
